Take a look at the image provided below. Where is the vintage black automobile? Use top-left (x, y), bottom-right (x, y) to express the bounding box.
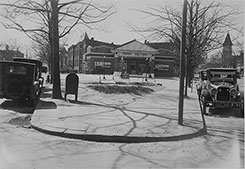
top-left (197, 68), bottom-right (244, 115)
top-left (0, 60), bottom-right (42, 105)
top-left (13, 57), bottom-right (44, 88)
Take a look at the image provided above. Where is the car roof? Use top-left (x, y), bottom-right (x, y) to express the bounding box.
top-left (13, 57), bottom-right (42, 65)
top-left (0, 60), bottom-right (36, 67)
top-left (207, 68), bottom-right (237, 72)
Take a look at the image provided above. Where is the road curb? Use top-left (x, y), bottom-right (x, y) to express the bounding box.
top-left (30, 120), bottom-right (207, 143)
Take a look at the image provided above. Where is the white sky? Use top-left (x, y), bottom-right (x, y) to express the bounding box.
top-left (0, 0), bottom-right (244, 56)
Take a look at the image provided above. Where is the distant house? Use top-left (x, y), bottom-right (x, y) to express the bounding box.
top-left (0, 45), bottom-right (24, 60)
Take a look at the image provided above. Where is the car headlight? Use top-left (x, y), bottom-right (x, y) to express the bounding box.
top-left (210, 88), bottom-right (217, 95)
top-left (229, 88), bottom-right (237, 96)
top-left (34, 81), bottom-right (39, 86)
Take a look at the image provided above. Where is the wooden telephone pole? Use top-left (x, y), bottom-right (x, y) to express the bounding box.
top-left (178, 0), bottom-right (188, 125)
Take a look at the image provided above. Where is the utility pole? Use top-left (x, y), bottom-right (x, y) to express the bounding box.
top-left (103, 56), bottom-right (106, 79)
top-left (178, 0), bottom-right (188, 125)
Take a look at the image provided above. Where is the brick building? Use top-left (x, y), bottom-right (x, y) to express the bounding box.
top-left (67, 33), bottom-right (118, 73)
top-left (146, 41), bottom-right (178, 77)
top-left (67, 33), bottom-right (179, 77)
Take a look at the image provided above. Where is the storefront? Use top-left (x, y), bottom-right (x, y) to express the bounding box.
top-left (112, 39), bottom-right (157, 76)
top-left (154, 59), bottom-right (176, 77)
top-left (120, 57), bottom-right (149, 75)
top-left (88, 56), bottom-right (114, 74)
top-left (84, 46), bottom-right (115, 74)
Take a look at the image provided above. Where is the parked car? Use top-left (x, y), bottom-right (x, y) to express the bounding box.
top-left (13, 57), bottom-right (44, 88)
top-left (196, 68), bottom-right (244, 115)
top-left (0, 60), bottom-right (41, 105)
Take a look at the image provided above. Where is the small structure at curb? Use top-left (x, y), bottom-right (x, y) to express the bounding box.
top-left (65, 73), bottom-right (79, 101)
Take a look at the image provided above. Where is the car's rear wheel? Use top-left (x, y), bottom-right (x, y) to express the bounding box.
top-left (4, 79), bottom-right (26, 100)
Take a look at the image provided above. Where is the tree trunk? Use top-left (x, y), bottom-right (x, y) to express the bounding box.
top-left (51, 0), bottom-right (62, 99)
top-left (48, 23), bottom-right (54, 84)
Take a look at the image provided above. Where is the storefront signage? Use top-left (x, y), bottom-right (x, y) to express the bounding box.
top-left (95, 61), bottom-right (111, 68)
top-left (155, 64), bottom-right (170, 71)
top-left (117, 52), bottom-right (153, 58)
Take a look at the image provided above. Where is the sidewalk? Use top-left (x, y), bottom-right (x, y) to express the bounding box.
top-left (31, 78), bottom-right (206, 143)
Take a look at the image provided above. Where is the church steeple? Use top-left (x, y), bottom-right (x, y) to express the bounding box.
top-left (222, 32), bottom-right (233, 68)
top-left (84, 32), bottom-right (89, 41)
top-left (223, 32), bottom-right (232, 46)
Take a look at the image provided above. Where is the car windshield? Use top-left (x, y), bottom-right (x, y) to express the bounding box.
top-left (209, 71), bottom-right (236, 84)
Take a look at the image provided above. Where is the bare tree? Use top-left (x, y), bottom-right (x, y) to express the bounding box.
top-left (32, 33), bottom-right (68, 71)
top-left (32, 33), bottom-right (51, 68)
top-left (205, 51), bottom-right (223, 68)
top-left (0, 0), bottom-right (115, 99)
top-left (131, 0), bottom-right (242, 95)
